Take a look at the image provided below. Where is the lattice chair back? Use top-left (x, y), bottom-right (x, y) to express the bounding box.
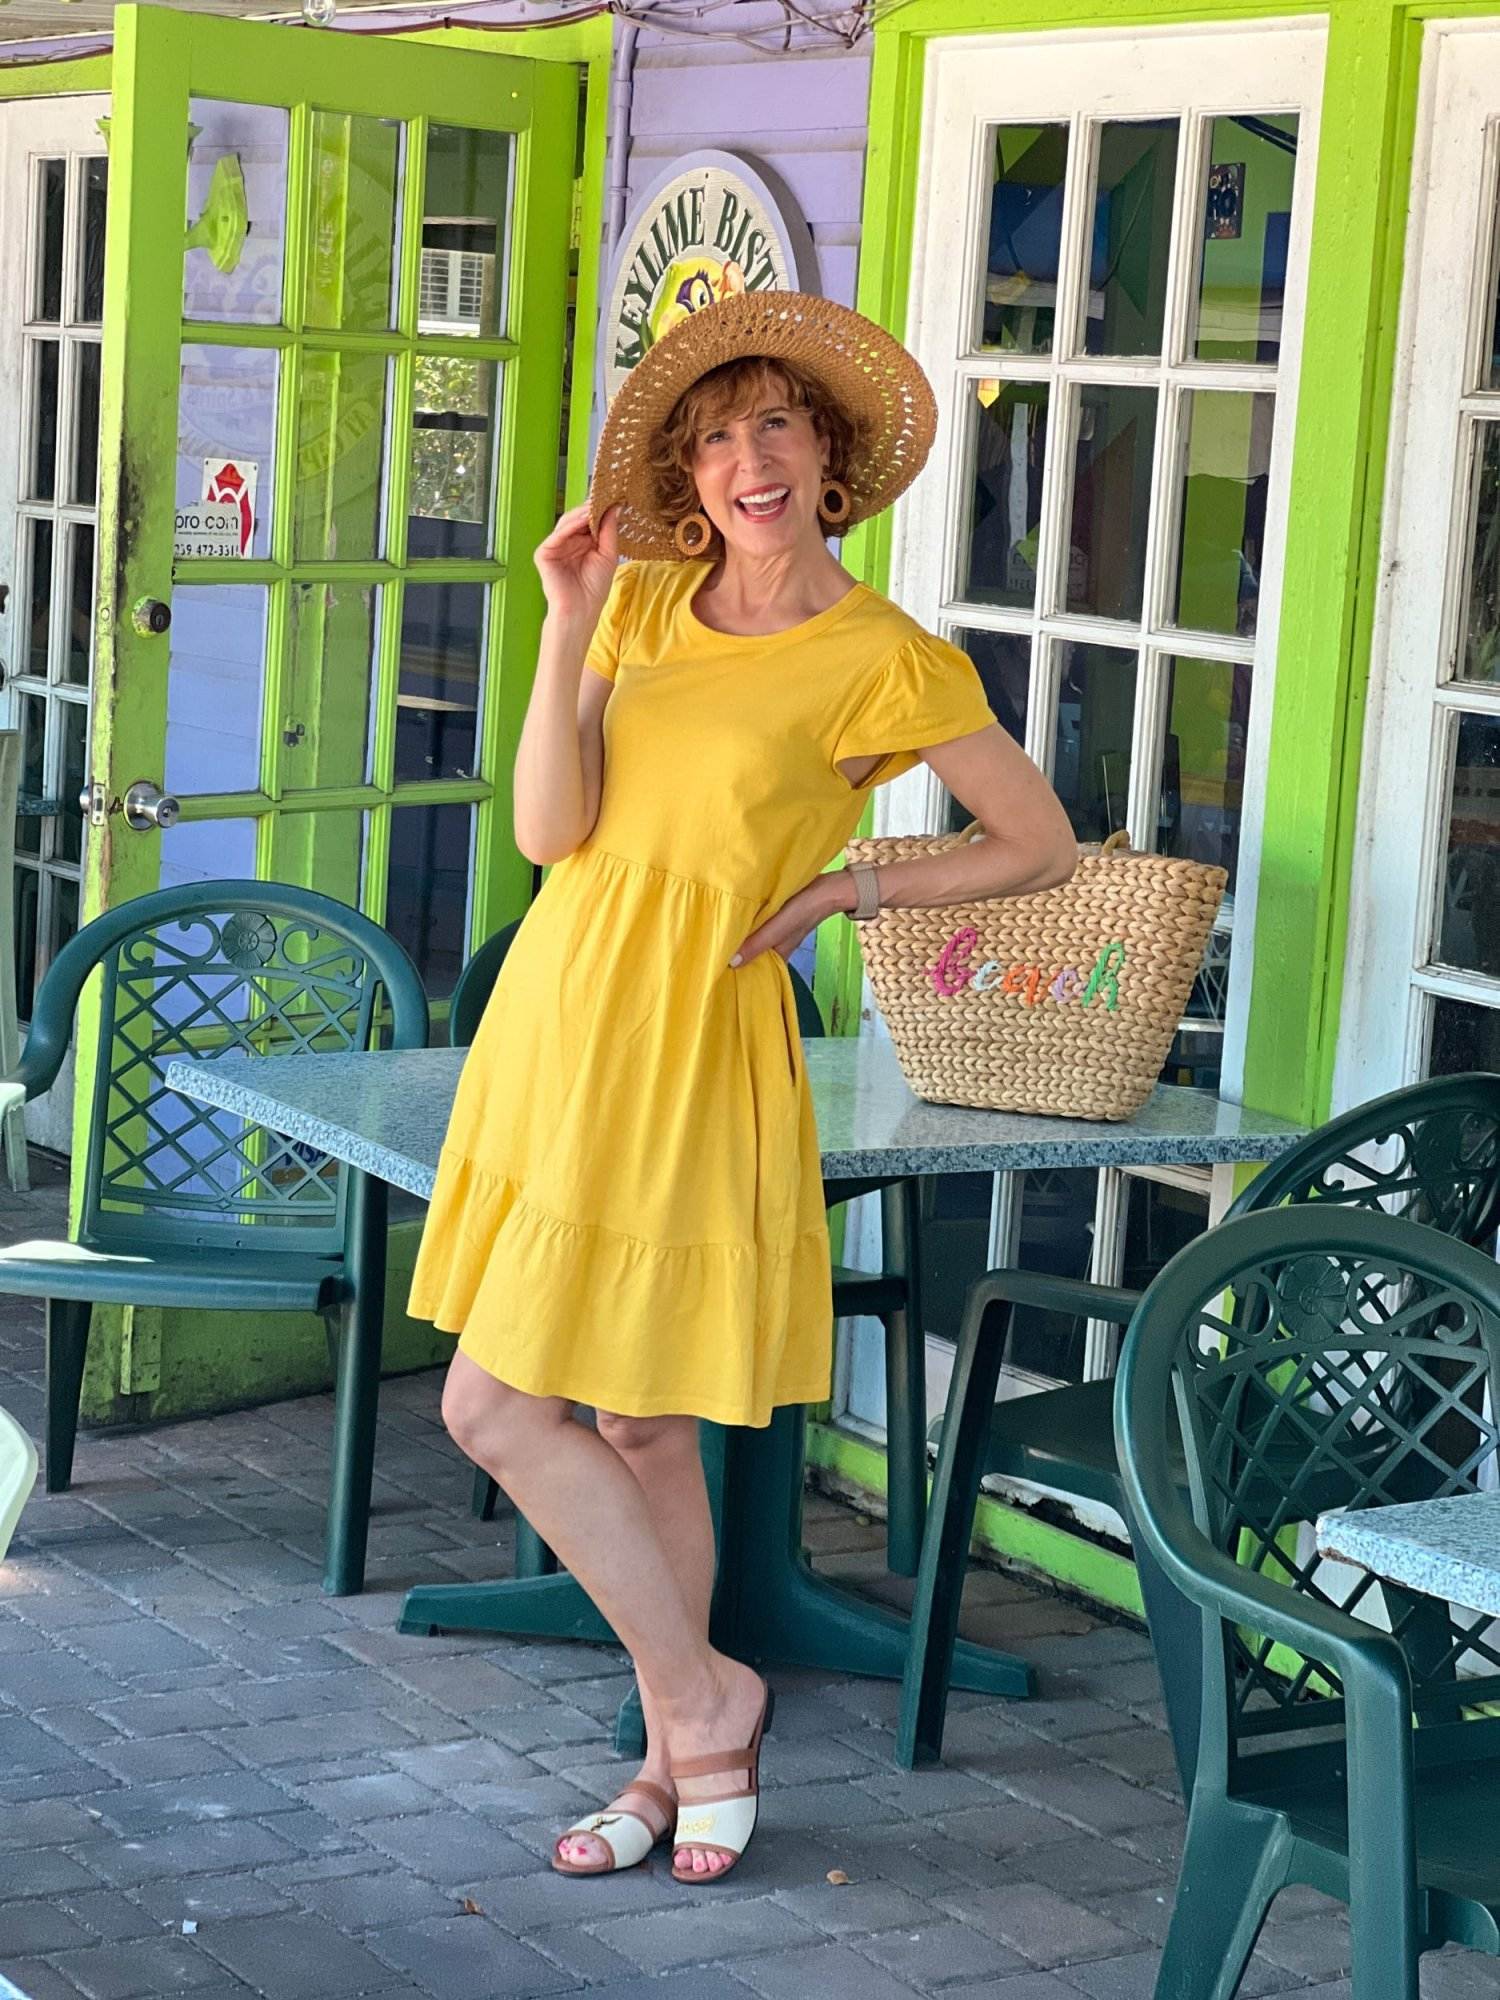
top-left (1118, 1206), bottom-right (1500, 1773)
top-left (25, 882), bottom-right (429, 1257)
top-left (1230, 1071), bottom-right (1500, 1245)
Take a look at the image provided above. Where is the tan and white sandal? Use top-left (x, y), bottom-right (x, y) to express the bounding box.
top-left (551, 1779), bottom-right (677, 1877)
top-left (669, 1679), bottom-right (775, 1884)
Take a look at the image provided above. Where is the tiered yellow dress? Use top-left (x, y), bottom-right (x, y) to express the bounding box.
top-left (408, 559), bottom-right (996, 1427)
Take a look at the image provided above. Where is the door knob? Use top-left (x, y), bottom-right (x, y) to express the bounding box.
top-left (122, 780), bottom-right (181, 831)
top-left (131, 598), bottom-right (172, 637)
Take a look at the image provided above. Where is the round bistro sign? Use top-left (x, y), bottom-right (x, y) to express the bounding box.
top-left (602, 151), bottom-right (818, 407)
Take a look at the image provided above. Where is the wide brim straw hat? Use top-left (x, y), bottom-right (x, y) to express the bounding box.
top-left (589, 290), bottom-right (938, 561)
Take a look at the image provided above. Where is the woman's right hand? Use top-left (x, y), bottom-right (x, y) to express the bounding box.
top-left (535, 501), bottom-right (620, 628)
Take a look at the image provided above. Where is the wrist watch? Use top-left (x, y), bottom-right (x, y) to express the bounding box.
top-left (846, 862), bottom-right (883, 923)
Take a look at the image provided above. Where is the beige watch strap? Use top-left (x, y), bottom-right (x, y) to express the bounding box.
top-left (847, 862), bottom-right (882, 922)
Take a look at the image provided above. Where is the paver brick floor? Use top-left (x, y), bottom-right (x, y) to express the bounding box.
top-left (0, 1154), bottom-right (1489, 1996)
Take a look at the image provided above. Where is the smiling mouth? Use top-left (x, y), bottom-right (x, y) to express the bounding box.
top-left (734, 487), bottom-right (790, 521)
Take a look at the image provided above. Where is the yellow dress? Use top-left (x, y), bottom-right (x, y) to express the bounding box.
top-left (408, 559), bottom-right (996, 1427)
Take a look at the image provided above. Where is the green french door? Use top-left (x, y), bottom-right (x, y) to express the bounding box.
top-left (87, 5), bottom-right (574, 1013)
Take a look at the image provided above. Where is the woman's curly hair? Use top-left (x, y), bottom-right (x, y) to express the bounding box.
top-left (647, 356), bottom-right (863, 546)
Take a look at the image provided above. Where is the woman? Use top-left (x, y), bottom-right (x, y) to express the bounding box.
top-left (409, 292), bottom-right (1076, 1885)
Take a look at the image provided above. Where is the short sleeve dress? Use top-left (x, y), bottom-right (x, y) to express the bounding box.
top-left (407, 559), bottom-right (996, 1427)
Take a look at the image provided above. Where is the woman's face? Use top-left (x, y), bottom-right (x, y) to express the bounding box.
top-left (689, 391), bottom-right (829, 562)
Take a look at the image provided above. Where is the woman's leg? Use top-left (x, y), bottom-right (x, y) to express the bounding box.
top-left (442, 1354), bottom-right (763, 1875)
top-left (584, 1412), bottom-right (716, 1868)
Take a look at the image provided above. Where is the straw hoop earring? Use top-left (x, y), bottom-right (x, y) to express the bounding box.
top-left (673, 510), bottom-right (713, 557)
top-left (818, 479), bottom-right (853, 527)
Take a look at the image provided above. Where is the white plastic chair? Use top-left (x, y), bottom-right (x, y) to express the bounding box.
top-left (0, 1404), bottom-right (38, 1565)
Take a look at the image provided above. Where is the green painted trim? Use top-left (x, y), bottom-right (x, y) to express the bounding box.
top-left (806, 1419), bottom-right (1145, 1618)
top-left (0, 54), bottom-right (110, 97)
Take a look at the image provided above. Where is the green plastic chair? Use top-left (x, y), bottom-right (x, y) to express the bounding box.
top-left (0, 880), bottom-right (429, 1595)
top-left (899, 1071), bottom-right (1500, 1772)
top-left (1117, 1204), bottom-right (1500, 2000)
top-left (0, 1405), bottom-right (39, 1564)
top-left (453, 921), bottom-right (932, 1578)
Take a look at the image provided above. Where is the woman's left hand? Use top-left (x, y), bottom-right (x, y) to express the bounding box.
top-left (731, 878), bottom-right (840, 968)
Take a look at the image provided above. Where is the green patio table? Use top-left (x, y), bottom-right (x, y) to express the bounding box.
top-left (167, 1037), bottom-right (1305, 1721)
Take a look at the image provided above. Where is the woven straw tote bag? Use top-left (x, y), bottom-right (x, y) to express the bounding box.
top-left (843, 823), bottom-right (1227, 1122)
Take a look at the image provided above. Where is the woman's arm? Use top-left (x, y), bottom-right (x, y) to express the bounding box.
top-left (513, 504), bottom-right (619, 865)
top-left (733, 723), bottom-right (1077, 965)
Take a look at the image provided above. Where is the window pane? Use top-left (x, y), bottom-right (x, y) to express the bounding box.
top-left (26, 518), bottom-right (53, 678)
top-left (164, 586), bottom-right (268, 799)
top-left (395, 582), bottom-right (484, 784)
top-left (55, 704), bottom-right (87, 867)
top-left (1053, 642), bottom-right (1135, 842)
top-left (419, 126), bottom-right (512, 340)
top-left (386, 802), bottom-right (473, 999)
top-left (293, 351), bottom-right (388, 563)
top-left (177, 344), bottom-right (277, 563)
top-left (980, 124), bottom-right (1068, 354)
top-left (14, 866), bottom-right (39, 1010)
top-left (78, 156), bottom-right (108, 323)
top-left (952, 629), bottom-right (1029, 748)
top-left (14, 693), bottom-right (45, 852)
top-left (1172, 390), bottom-right (1274, 636)
top-left (1436, 712), bottom-right (1500, 979)
top-left (1006, 1169), bottom-right (1096, 1383)
top-left (35, 158), bottom-right (65, 322)
top-left (1159, 655), bottom-right (1251, 888)
top-left (915, 1173), bottom-right (994, 1345)
top-left (409, 356), bottom-right (498, 560)
top-left (158, 817), bottom-right (259, 892)
top-left (1121, 1176), bottom-right (1208, 1294)
top-left (282, 583), bottom-right (377, 794)
top-left (49, 876), bottom-right (79, 965)
top-left (184, 101), bottom-right (288, 325)
top-left (65, 524), bottom-right (94, 688)
top-left (1460, 423), bottom-right (1500, 684)
top-left (30, 340), bottom-right (59, 502)
top-left (1083, 120), bottom-right (1178, 358)
top-left (1193, 113), bottom-right (1299, 364)
top-left (963, 382), bottom-right (1049, 608)
top-left (303, 112), bottom-right (401, 334)
top-left (1430, 995), bottom-right (1500, 1077)
top-left (72, 342), bottom-right (101, 505)
top-left (1068, 384), bottom-right (1156, 621)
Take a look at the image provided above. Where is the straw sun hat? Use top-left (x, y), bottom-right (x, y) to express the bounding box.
top-left (589, 290), bottom-right (938, 561)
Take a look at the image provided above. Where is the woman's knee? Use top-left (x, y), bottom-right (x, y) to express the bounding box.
top-left (595, 1408), bottom-right (697, 1459)
top-left (441, 1356), bottom-right (567, 1472)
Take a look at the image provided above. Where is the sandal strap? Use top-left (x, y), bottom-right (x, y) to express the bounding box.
top-left (625, 1779), bottom-right (676, 1824)
top-left (669, 1748), bottom-right (755, 1780)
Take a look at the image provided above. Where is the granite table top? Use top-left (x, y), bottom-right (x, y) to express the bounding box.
top-left (1315, 1492), bottom-right (1500, 1618)
top-left (165, 1036), bottom-right (1307, 1204)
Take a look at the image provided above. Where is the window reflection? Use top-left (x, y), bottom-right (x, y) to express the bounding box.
top-left (395, 583), bottom-right (484, 784)
top-left (980, 124), bottom-right (1068, 354)
top-left (964, 382), bottom-right (1049, 608)
top-left (1084, 121), bottom-right (1178, 357)
top-left (386, 803), bottom-right (473, 999)
top-left (1437, 712), bottom-right (1500, 980)
top-left (1159, 656), bottom-right (1251, 888)
top-left (1173, 390), bottom-right (1274, 637)
top-left (1193, 113), bottom-right (1299, 364)
top-left (409, 357), bottom-right (497, 560)
top-left (1053, 643), bottom-right (1136, 842)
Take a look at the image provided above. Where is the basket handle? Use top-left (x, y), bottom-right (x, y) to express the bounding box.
top-left (1100, 828), bottom-right (1133, 855)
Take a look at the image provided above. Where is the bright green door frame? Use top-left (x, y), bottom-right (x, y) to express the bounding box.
top-left (845, 0), bottom-right (1462, 1127)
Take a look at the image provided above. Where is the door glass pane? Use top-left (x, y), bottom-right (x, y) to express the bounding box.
top-left (963, 381), bottom-right (1049, 608)
top-left (15, 693), bottom-right (45, 850)
top-left (1067, 384), bottom-right (1156, 620)
top-left (78, 156), bottom-right (108, 323)
top-left (1460, 423), bottom-right (1500, 683)
top-left (419, 126), bottom-right (512, 340)
top-left (1172, 390), bottom-right (1274, 636)
top-left (26, 518), bottom-right (53, 678)
top-left (1193, 113), bottom-right (1300, 364)
top-left (1083, 120), bottom-right (1178, 358)
top-left (980, 124), bottom-right (1068, 355)
top-left (1436, 712), bottom-right (1500, 978)
top-left (30, 340), bottom-right (59, 501)
top-left (951, 629), bottom-right (1029, 749)
top-left (49, 876), bottom-right (79, 963)
top-left (293, 351), bottom-right (388, 562)
top-left (304, 112), bottom-right (402, 334)
top-left (386, 801), bottom-right (473, 998)
top-left (65, 524), bottom-right (95, 687)
top-left (1159, 655), bottom-right (1251, 886)
top-left (55, 704), bottom-right (87, 866)
top-left (409, 357), bottom-right (498, 560)
top-left (164, 586), bottom-right (269, 798)
top-left (35, 158), bottom-right (65, 322)
top-left (282, 583), bottom-right (378, 793)
top-left (1121, 1176), bottom-right (1208, 1293)
top-left (395, 582), bottom-right (484, 783)
top-left (184, 101), bottom-right (289, 325)
top-left (1053, 642), bottom-right (1135, 842)
top-left (72, 342), bottom-right (101, 505)
top-left (178, 345), bottom-right (277, 562)
top-left (1430, 995), bottom-right (1500, 1077)
top-left (14, 866), bottom-right (38, 1006)
top-left (1006, 1169), bottom-right (1095, 1382)
top-left (158, 816), bottom-right (259, 891)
